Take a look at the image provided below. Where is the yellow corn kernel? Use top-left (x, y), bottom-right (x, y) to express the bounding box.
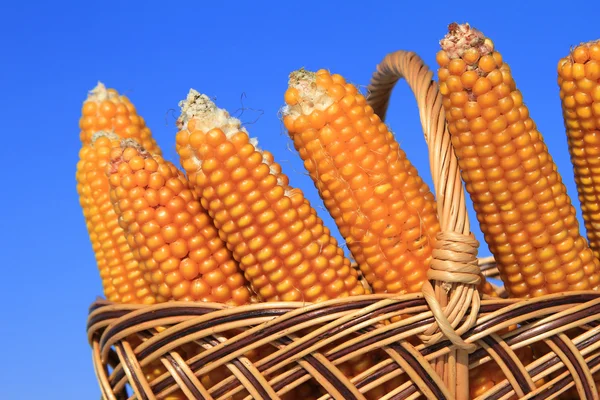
top-left (76, 132), bottom-right (156, 304)
top-left (105, 137), bottom-right (253, 306)
top-left (79, 82), bottom-right (161, 153)
top-left (478, 275), bottom-right (499, 297)
top-left (282, 68), bottom-right (440, 295)
top-left (437, 22), bottom-right (600, 298)
top-left (175, 90), bottom-right (366, 303)
top-left (558, 39), bottom-right (600, 260)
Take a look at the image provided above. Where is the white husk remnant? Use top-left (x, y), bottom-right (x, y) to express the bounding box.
top-left (279, 69), bottom-right (334, 196)
top-left (439, 23), bottom-right (494, 59)
top-left (87, 82), bottom-right (119, 102)
top-left (120, 138), bottom-right (144, 152)
top-left (178, 89), bottom-right (248, 139)
top-left (91, 130), bottom-right (120, 146)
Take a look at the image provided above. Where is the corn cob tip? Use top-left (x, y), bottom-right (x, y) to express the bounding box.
top-left (87, 81), bottom-right (118, 102)
top-left (440, 22), bottom-right (493, 59)
top-left (573, 38), bottom-right (600, 48)
top-left (288, 68), bottom-right (316, 88)
top-left (177, 90), bottom-right (269, 176)
top-left (564, 38), bottom-right (600, 63)
top-left (177, 89), bottom-right (216, 129)
top-left (177, 89), bottom-right (246, 139)
top-left (284, 68), bottom-right (333, 118)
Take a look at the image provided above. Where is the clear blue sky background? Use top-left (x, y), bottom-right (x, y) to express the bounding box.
top-left (2, 0), bottom-right (600, 398)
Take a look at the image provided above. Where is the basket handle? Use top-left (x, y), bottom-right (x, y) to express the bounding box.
top-left (368, 50), bottom-right (472, 238)
top-left (366, 51), bottom-right (482, 398)
top-left (367, 50), bottom-right (481, 346)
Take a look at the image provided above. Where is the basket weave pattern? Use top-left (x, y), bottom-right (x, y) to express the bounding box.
top-left (87, 51), bottom-right (600, 400)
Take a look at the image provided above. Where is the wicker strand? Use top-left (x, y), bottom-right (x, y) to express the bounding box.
top-left (419, 232), bottom-right (480, 351)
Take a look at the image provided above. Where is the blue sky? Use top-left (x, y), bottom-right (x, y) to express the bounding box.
top-left (2, 0), bottom-right (600, 398)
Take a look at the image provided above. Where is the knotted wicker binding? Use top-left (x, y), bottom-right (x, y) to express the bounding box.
top-left (87, 51), bottom-right (600, 400)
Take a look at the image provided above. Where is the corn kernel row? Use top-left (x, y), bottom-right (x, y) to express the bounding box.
top-left (436, 22), bottom-right (600, 298)
top-left (558, 40), bottom-right (600, 260)
top-left (174, 89), bottom-right (376, 394)
top-left (557, 39), bottom-right (600, 400)
top-left (282, 68), bottom-right (441, 295)
top-left (105, 137), bottom-right (253, 306)
top-left (103, 135), bottom-right (260, 398)
top-left (174, 90), bottom-right (366, 302)
top-left (76, 82), bottom-right (161, 304)
top-left (77, 134), bottom-right (156, 304)
top-left (77, 84), bottom-right (193, 398)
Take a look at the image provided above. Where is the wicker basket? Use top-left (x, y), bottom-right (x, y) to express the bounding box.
top-left (87, 51), bottom-right (600, 400)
